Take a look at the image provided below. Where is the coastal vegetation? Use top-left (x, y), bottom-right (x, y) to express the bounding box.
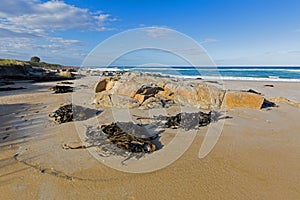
top-left (0, 57), bottom-right (77, 81)
top-left (0, 57), bottom-right (63, 70)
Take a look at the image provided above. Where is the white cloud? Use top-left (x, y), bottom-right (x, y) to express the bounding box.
top-left (46, 37), bottom-right (82, 45)
top-left (0, 36), bottom-right (87, 64)
top-left (0, 27), bottom-right (38, 38)
top-left (0, 0), bottom-right (114, 49)
top-left (0, 0), bottom-right (113, 31)
top-left (145, 26), bottom-right (173, 38)
top-left (0, 0), bottom-right (116, 64)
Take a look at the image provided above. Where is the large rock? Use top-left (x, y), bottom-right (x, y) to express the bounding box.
top-left (57, 71), bottom-right (74, 78)
top-left (94, 78), bottom-right (116, 93)
top-left (222, 91), bottom-right (265, 109)
top-left (162, 83), bottom-right (225, 109)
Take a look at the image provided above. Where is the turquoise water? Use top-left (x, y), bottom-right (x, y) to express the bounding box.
top-left (93, 66), bottom-right (300, 82)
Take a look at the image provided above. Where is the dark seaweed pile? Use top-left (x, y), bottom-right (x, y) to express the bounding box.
top-left (78, 109), bottom-right (228, 162)
top-left (58, 81), bottom-right (74, 85)
top-left (49, 104), bottom-right (101, 124)
top-left (151, 111), bottom-right (222, 131)
top-left (49, 104), bottom-right (73, 123)
top-left (84, 111), bottom-right (224, 157)
top-left (51, 85), bottom-right (73, 93)
top-left (85, 124), bottom-right (157, 161)
top-left (100, 122), bottom-right (156, 153)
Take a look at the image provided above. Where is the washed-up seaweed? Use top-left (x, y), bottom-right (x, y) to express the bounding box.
top-left (77, 110), bottom-right (228, 162)
top-left (85, 123), bottom-right (158, 161)
top-left (58, 81), bottom-right (74, 85)
top-left (49, 104), bottom-right (101, 124)
top-left (51, 85), bottom-right (73, 93)
top-left (85, 126), bottom-right (128, 157)
top-left (49, 104), bottom-right (73, 123)
top-left (101, 122), bottom-right (157, 153)
top-left (136, 111), bottom-right (223, 131)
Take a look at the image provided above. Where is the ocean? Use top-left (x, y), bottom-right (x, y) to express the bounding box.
top-left (91, 66), bottom-right (300, 82)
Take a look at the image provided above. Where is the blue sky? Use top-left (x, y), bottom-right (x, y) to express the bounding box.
top-left (0, 0), bottom-right (300, 66)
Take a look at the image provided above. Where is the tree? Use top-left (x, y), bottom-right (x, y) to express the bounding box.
top-left (30, 56), bottom-right (40, 63)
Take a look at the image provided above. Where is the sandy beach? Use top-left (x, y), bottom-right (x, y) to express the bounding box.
top-left (1, 0), bottom-right (300, 199)
top-left (1, 73), bottom-right (300, 200)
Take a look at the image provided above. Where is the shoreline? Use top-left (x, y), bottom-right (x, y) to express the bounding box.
top-left (83, 68), bottom-right (300, 82)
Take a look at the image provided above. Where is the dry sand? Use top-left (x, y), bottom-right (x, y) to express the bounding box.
top-left (0, 76), bottom-right (300, 199)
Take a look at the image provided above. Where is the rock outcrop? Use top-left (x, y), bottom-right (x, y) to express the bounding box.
top-left (94, 72), bottom-right (269, 110)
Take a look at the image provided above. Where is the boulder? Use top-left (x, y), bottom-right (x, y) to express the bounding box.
top-left (94, 78), bottom-right (116, 93)
top-left (162, 83), bottom-right (224, 109)
top-left (57, 71), bottom-right (74, 78)
top-left (221, 91), bottom-right (265, 109)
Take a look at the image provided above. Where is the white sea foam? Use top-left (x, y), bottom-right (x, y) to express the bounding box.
top-left (287, 70), bottom-right (300, 73)
top-left (88, 67), bottom-right (121, 71)
top-left (88, 66), bottom-right (300, 71)
top-left (175, 75), bottom-right (300, 82)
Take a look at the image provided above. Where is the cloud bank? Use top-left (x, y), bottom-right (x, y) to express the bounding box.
top-left (0, 0), bottom-right (115, 64)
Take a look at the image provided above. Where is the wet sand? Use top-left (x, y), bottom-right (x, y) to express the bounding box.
top-left (1, 76), bottom-right (300, 199)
